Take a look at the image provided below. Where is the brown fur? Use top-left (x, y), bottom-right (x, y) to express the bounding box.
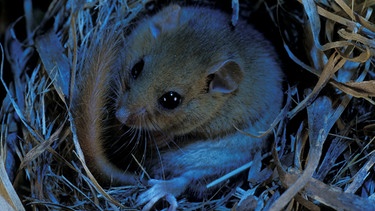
top-left (72, 27), bottom-right (138, 185)
top-left (73, 4), bottom-right (283, 210)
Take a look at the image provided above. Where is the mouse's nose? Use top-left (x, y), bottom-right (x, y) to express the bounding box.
top-left (115, 107), bottom-right (130, 124)
top-left (116, 106), bottom-right (147, 127)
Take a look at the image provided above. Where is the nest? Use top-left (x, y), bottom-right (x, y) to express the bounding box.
top-left (0, 0), bottom-right (374, 210)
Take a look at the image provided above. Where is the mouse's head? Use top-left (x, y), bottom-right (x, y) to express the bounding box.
top-left (115, 5), bottom-right (244, 137)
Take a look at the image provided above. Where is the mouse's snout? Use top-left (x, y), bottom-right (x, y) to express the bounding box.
top-left (115, 107), bottom-right (130, 124)
top-left (116, 106), bottom-right (148, 128)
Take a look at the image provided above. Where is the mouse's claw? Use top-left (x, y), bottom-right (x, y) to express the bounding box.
top-left (136, 177), bottom-right (189, 211)
top-left (140, 192), bottom-right (177, 211)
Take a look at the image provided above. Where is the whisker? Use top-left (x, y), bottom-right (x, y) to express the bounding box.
top-left (110, 124), bottom-right (134, 149)
top-left (138, 115), bottom-right (148, 166)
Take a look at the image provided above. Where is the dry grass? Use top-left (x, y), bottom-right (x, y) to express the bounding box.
top-left (1, 0), bottom-right (374, 210)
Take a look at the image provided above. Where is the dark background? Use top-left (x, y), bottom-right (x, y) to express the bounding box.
top-left (0, 0), bottom-right (52, 105)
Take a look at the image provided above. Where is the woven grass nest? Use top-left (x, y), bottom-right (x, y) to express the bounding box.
top-left (0, 0), bottom-right (374, 210)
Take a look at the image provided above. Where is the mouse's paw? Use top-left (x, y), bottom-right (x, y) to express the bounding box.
top-left (136, 177), bottom-right (189, 211)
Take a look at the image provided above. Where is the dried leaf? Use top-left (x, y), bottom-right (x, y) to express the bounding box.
top-left (335, 0), bottom-right (355, 20)
top-left (302, 0), bottom-right (322, 49)
top-left (284, 173), bottom-right (375, 210)
top-left (248, 152), bottom-right (262, 185)
top-left (231, 0), bottom-right (239, 26)
top-left (19, 122), bottom-right (64, 169)
top-left (345, 153), bottom-right (375, 194)
top-left (288, 52), bottom-right (345, 118)
top-left (0, 159), bottom-right (25, 211)
top-left (337, 80), bottom-right (375, 98)
top-left (34, 31), bottom-right (70, 99)
top-left (363, 124), bottom-right (375, 136)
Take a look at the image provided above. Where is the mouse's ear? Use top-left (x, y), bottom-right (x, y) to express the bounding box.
top-left (150, 5), bottom-right (182, 38)
top-left (208, 60), bottom-right (243, 94)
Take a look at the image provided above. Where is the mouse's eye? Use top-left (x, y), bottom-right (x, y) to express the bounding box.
top-left (130, 59), bottom-right (144, 79)
top-left (158, 91), bottom-right (182, 110)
